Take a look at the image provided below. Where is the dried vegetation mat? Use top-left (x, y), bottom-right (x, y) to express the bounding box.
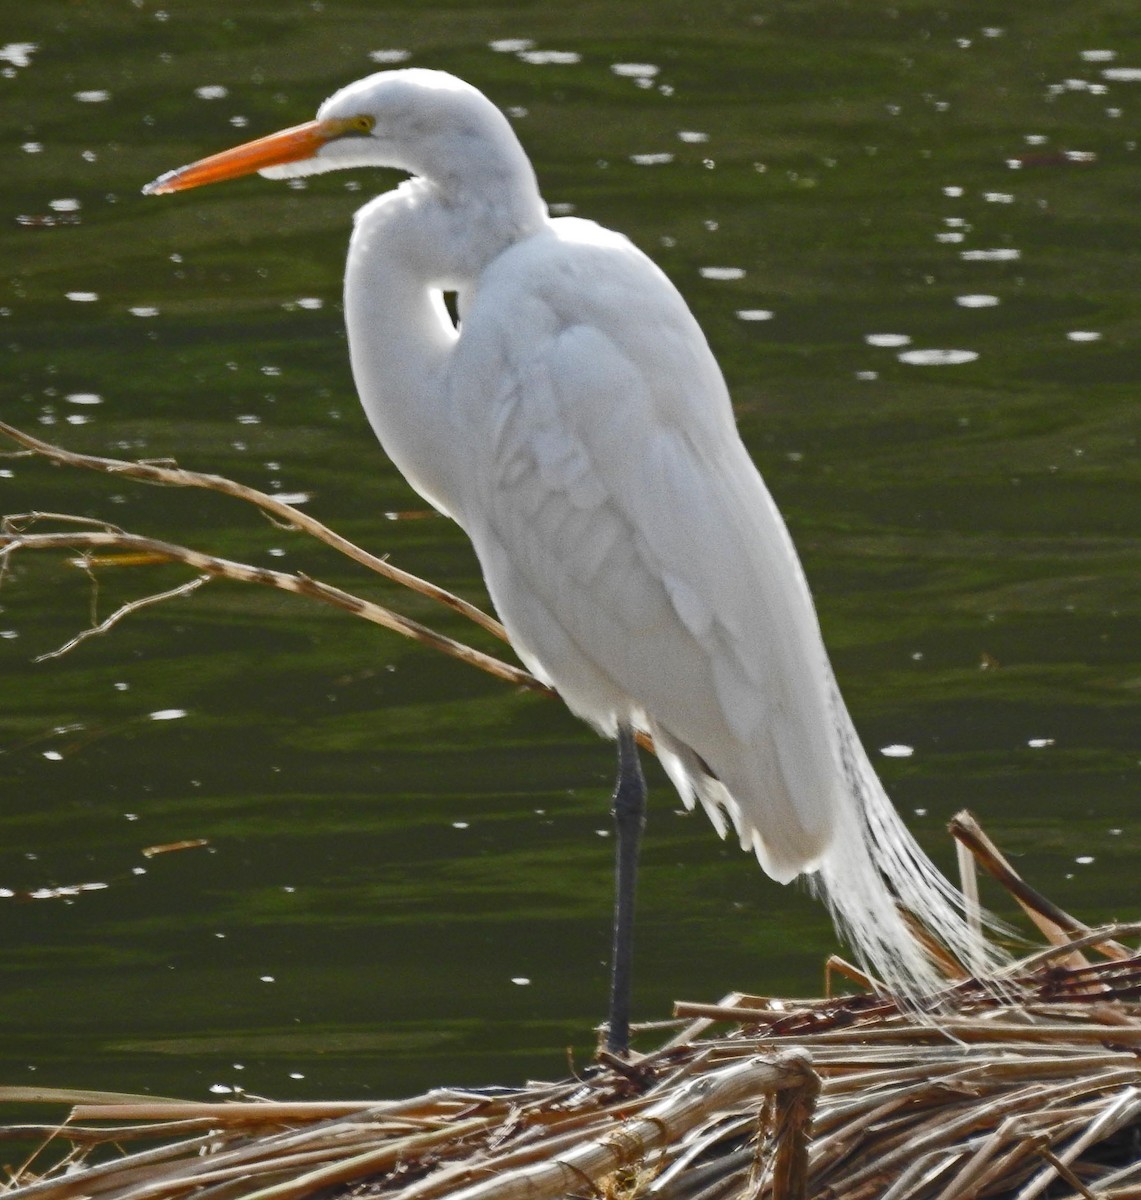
top-left (1, 816), bottom-right (1138, 1200)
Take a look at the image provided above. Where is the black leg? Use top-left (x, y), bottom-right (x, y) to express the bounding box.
top-left (607, 725), bottom-right (646, 1056)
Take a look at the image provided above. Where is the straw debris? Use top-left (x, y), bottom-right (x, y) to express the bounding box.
top-left (2, 921), bottom-right (1137, 1200)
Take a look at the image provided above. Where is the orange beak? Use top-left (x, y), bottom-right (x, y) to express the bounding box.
top-left (143, 116), bottom-right (356, 195)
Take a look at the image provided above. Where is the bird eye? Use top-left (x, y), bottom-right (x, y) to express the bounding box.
top-left (350, 115), bottom-right (375, 135)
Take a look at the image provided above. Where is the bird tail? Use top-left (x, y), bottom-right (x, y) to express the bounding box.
top-left (809, 680), bottom-right (1009, 999)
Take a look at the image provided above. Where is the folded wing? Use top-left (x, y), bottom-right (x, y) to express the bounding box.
top-left (448, 219), bottom-right (844, 882)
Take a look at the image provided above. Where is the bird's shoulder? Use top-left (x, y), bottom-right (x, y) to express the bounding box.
top-left (454, 216), bottom-right (735, 451)
top-left (476, 216), bottom-right (698, 345)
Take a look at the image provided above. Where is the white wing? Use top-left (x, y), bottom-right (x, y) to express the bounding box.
top-left (444, 218), bottom-right (844, 883)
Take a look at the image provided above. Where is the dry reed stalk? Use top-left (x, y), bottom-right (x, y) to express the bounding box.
top-left (418, 1054), bottom-right (809, 1200)
top-left (760, 1053), bottom-right (819, 1200)
top-left (63, 1102), bottom-right (413, 1124)
top-left (0, 527), bottom-right (545, 694)
top-left (0, 421), bottom-right (506, 642)
top-left (0, 1120), bottom-right (239, 1145)
top-left (950, 813), bottom-right (1134, 963)
top-left (1, 929), bottom-right (1137, 1200)
top-left (1014, 1088), bottom-right (1141, 1200)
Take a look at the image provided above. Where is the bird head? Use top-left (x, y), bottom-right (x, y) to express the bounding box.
top-left (142, 69), bottom-right (512, 196)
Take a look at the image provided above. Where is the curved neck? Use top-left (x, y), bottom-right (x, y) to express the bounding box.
top-left (343, 179), bottom-right (544, 521)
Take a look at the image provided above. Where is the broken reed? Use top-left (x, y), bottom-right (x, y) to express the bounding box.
top-left (1, 930), bottom-right (1138, 1200)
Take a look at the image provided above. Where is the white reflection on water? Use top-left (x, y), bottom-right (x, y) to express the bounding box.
top-left (18, 212), bottom-right (80, 228)
top-left (0, 42), bottom-right (36, 69)
top-left (898, 348), bottom-right (979, 365)
top-left (194, 85), bottom-right (228, 100)
top-left (956, 294), bottom-right (1000, 307)
top-left (1102, 67), bottom-right (1141, 81)
top-left (880, 744), bottom-right (914, 758)
top-left (23, 881), bottom-right (109, 899)
top-left (612, 63), bottom-right (659, 79)
top-left (517, 49), bottom-right (580, 66)
top-left (866, 333), bottom-right (910, 347)
top-left (1067, 331), bottom-right (1102, 342)
top-left (961, 248), bottom-right (1020, 261)
top-left (0, 42), bottom-right (35, 75)
top-left (699, 266), bottom-right (745, 280)
top-left (368, 50), bottom-right (411, 64)
top-left (74, 89), bottom-right (110, 103)
top-left (630, 153), bottom-right (673, 166)
top-left (736, 309), bottom-right (773, 321)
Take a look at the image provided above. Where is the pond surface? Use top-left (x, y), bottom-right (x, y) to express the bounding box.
top-left (0, 1), bottom-right (1137, 1104)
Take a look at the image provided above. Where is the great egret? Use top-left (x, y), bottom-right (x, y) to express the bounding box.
top-left (145, 69), bottom-right (998, 1054)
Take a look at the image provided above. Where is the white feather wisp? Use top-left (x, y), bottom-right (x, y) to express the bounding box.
top-left (808, 677), bottom-right (1008, 999)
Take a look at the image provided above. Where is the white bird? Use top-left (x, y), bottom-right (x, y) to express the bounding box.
top-left (144, 68), bottom-right (999, 1053)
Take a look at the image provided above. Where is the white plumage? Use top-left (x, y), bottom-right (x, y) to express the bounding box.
top-left (145, 68), bottom-right (1000, 1019)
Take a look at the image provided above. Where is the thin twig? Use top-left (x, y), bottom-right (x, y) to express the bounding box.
top-left (0, 530), bottom-right (549, 695)
top-left (34, 575), bottom-right (211, 662)
top-left (0, 421), bottom-right (507, 641)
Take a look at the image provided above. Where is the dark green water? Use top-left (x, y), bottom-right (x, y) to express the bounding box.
top-left (0, 1), bottom-right (1137, 1105)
